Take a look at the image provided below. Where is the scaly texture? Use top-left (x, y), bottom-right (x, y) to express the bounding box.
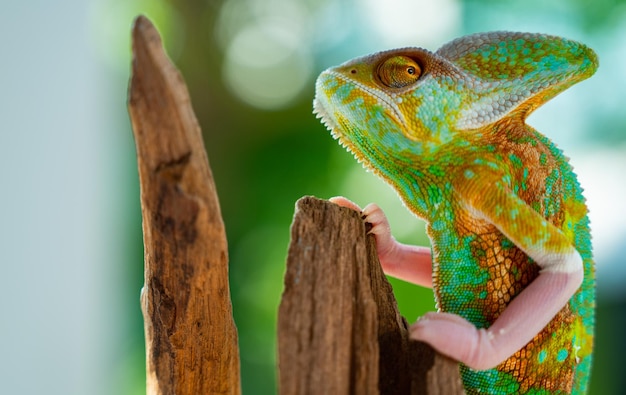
top-left (313, 32), bottom-right (597, 394)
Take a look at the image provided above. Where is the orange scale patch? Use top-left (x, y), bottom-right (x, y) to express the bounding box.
top-left (467, 229), bottom-right (539, 322)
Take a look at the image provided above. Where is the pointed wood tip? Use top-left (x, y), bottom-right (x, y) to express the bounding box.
top-left (132, 15), bottom-right (155, 40)
top-left (131, 15), bottom-right (163, 57)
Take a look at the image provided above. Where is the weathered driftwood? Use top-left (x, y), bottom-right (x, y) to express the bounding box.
top-left (128, 15), bottom-right (240, 395)
top-left (278, 197), bottom-right (465, 395)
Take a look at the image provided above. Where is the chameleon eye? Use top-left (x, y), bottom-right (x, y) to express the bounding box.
top-left (377, 55), bottom-right (422, 88)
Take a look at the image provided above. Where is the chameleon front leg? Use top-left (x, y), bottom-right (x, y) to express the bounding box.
top-left (411, 180), bottom-right (584, 370)
top-left (329, 196), bottom-right (433, 288)
top-left (411, 270), bottom-right (582, 370)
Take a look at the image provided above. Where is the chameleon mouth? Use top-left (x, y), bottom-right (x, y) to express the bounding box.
top-left (321, 70), bottom-right (409, 131)
top-left (313, 68), bottom-right (416, 169)
top-left (313, 71), bottom-right (350, 147)
top-left (312, 93), bottom-right (338, 138)
top-left (313, 83), bottom-right (371, 166)
top-left (312, 94), bottom-right (355, 153)
top-left (313, 69), bottom-right (408, 144)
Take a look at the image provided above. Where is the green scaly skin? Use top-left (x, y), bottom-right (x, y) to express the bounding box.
top-left (313, 32), bottom-right (597, 394)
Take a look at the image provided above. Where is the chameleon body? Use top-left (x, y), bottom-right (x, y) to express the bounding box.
top-left (313, 32), bottom-right (596, 394)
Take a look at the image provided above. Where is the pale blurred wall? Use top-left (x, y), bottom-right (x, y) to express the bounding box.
top-left (0, 1), bottom-right (125, 394)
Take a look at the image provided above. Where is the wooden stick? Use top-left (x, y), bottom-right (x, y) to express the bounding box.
top-left (128, 15), bottom-right (240, 395)
top-left (278, 197), bottom-right (465, 395)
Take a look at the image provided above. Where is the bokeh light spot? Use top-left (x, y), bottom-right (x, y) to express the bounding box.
top-left (223, 22), bottom-right (313, 110)
top-left (360, 0), bottom-right (460, 47)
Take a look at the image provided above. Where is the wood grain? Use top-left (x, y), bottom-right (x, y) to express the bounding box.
top-left (278, 197), bottom-right (465, 395)
top-left (128, 15), bottom-right (240, 395)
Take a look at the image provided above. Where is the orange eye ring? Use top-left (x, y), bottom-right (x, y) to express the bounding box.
top-left (377, 55), bottom-right (422, 88)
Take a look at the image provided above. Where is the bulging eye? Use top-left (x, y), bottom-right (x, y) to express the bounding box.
top-left (377, 55), bottom-right (422, 88)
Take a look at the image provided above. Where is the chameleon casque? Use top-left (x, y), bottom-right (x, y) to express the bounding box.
top-left (313, 32), bottom-right (597, 394)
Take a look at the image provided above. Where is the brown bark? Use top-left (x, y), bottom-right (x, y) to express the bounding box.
top-left (278, 196), bottom-right (465, 395)
top-left (128, 15), bottom-right (240, 395)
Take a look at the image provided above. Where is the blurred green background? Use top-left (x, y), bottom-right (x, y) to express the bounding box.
top-left (1, 0), bottom-right (625, 394)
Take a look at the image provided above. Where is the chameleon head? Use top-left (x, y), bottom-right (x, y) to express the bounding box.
top-left (313, 32), bottom-right (598, 171)
top-left (313, 47), bottom-right (465, 167)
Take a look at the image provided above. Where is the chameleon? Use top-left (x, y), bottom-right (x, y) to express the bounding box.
top-left (313, 31), bottom-right (597, 394)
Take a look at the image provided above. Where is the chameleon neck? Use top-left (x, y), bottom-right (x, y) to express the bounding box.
top-left (355, 137), bottom-right (451, 220)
